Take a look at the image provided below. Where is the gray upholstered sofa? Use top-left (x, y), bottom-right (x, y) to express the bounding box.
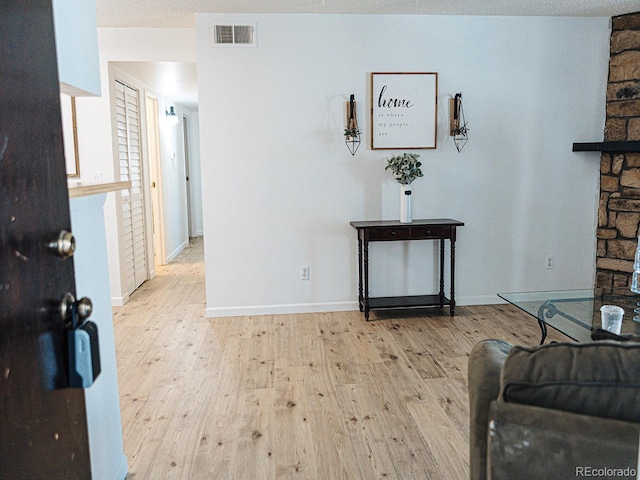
top-left (468, 339), bottom-right (640, 480)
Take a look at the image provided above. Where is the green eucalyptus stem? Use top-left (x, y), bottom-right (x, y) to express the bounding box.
top-left (385, 153), bottom-right (423, 185)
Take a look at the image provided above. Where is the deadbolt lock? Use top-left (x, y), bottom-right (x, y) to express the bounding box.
top-left (49, 230), bottom-right (76, 259)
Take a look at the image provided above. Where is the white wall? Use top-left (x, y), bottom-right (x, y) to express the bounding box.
top-left (70, 193), bottom-right (128, 480)
top-left (52, 0), bottom-right (100, 96)
top-left (73, 29), bottom-right (197, 303)
top-left (159, 99), bottom-right (190, 261)
top-left (196, 14), bottom-right (610, 317)
top-left (185, 111), bottom-right (204, 237)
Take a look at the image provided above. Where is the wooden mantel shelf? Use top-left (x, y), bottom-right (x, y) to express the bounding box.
top-left (572, 141), bottom-right (640, 153)
top-left (68, 180), bottom-right (131, 198)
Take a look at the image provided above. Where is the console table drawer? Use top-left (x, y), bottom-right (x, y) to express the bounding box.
top-left (368, 227), bottom-right (410, 241)
top-left (411, 226), bottom-right (447, 239)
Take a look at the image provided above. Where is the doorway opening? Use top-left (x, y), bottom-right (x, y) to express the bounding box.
top-left (146, 94), bottom-right (166, 266)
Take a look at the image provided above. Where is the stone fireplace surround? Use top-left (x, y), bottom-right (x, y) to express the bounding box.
top-left (596, 12), bottom-right (640, 291)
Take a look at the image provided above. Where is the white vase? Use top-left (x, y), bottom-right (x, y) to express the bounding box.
top-left (400, 184), bottom-right (412, 223)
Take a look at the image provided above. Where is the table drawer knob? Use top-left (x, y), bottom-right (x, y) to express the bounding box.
top-left (391, 230), bottom-right (397, 235)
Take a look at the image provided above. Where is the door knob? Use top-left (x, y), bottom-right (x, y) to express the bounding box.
top-left (49, 230), bottom-right (75, 259)
top-left (60, 293), bottom-right (93, 323)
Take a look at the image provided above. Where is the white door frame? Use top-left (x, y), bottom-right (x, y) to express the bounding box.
top-left (146, 94), bottom-right (166, 265)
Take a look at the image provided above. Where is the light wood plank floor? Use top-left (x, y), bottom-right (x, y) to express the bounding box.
top-left (114, 237), bottom-right (564, 479)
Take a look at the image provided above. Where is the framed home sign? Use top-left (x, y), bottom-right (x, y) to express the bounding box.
top-left (370, 72), bottom-right (438, 150)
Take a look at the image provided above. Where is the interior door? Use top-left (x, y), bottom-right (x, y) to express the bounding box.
top-left (145, 94), bottom-right (165, 266)
top-left (0, 2), bottom-right (91, 478)
top-left (182, 114), bottom-right (193, 237)
top-left (115, 80), bottom-right (147, 293)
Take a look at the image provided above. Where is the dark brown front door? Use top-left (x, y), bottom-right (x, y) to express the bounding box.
top-left (0, 1), bottom-right (91, 478)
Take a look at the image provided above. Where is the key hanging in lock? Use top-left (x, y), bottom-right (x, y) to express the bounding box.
top-left (60, 293), bottom-right (101, 388)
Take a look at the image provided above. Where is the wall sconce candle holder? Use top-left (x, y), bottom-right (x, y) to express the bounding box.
top-left (449, 92), bottom-right (468, 153)
top-left (345, 94), bottom-right (361, 155)
top-left (165, 105), bottom-right (178, 127)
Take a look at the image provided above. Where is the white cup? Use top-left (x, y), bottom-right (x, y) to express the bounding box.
top-left (600, 305), bottom-right (624, 335)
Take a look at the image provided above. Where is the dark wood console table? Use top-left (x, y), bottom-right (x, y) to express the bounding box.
top-left (350, 218), bottom-right (464, 320)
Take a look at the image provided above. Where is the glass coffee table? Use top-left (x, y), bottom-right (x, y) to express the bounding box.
top-left (498, 289), bottom-right (640, 344)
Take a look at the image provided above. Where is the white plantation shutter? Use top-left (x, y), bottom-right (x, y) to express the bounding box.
top-left (115, 80), bottom-right (147, 294)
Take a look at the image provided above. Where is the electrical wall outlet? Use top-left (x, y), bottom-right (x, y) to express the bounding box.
top-left (300, 266), bottom-right (310, 280)
top-left (545, 256), bottom-right (554, 270)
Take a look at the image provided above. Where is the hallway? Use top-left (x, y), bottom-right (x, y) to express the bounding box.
top-left (113, 237), bottom-right (208, 477)
top-left (113, 236), bottom-right (551, 479)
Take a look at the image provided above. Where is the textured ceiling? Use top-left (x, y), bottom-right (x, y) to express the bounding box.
top-left (96, 0), bottom-right (640, 28)
top-left (111, 61), bottom-right (198, 109)
top-left (99, 0), bottom-right (638, 111)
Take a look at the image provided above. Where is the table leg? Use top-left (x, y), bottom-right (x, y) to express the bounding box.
top-left (439, 238), bottom-right (445, 307)
top-left (536, 302), bottom-right (557, 345)
top-left (537, 318), bottom-right (548, 345)
top-left (357, 237), bottom-right (363, 312)
top-left (364, 239), bottom-right (370, 321)
top-left (450, 238), bottom-right (456, 316)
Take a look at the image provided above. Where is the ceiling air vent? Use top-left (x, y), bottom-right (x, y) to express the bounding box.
top-left (210, 23), bottom-right (257, 47)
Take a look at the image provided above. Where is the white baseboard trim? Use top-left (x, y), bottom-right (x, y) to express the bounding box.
top-left (456, 294), bottom-right (505, 306)
top-left (205, 295), bottom-right (505, 318)
top-left (110, 294), bottom-right (129, 307)
top-left (166, 239), bottom-right (190, 264)
top-left (206, 301), bottom-right (359, 318)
